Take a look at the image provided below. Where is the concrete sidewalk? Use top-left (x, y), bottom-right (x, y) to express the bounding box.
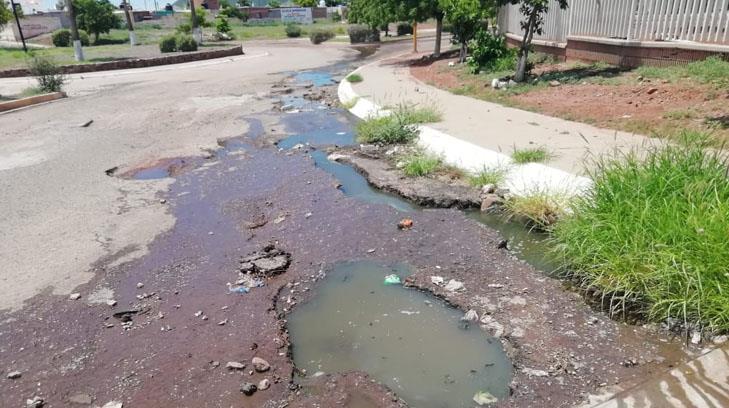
top-left (347, 55), bottom-right (658, 177)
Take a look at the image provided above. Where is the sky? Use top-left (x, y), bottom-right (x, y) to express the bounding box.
top-left (20, 0), bottom-right (174, 13)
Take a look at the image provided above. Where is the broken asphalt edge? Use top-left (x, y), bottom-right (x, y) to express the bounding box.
top-left (337, 62), bottom-right (594, 201)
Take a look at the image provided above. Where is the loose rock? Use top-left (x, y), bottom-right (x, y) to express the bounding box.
top-left (69, 293), bottom-right (81, 300)
top-left (258, 378), bottom-right (271, 390)
top-left (397, 218), bottom-right (414, 230)
top-left (252, 356), bottom-right (270, 372)
top-left (444, 279), bottom-right (464, 292)
top-left (7, 370), bottom-right (21, 379)
top-left (473, 390), bottom-right (498, 405)
top-left (240, 382), bottom-right (257, 396)
top-left (461, 310), bottom-right (479, 322)
top-left (226, 361), bottom-right (245, 370)
top-left (26, 397), bottom-right (44, 408)
top-left (101, 402), bottom-right (123, 408)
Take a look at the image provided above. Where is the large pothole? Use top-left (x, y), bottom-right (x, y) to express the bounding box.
top-left (286, 261), bottom-right (513, 407)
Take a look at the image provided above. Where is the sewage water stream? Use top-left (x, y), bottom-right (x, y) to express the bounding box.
top-left (280, 68), bottom-right (550, 407)
top-left (288, 261), bottom-right (512, 408)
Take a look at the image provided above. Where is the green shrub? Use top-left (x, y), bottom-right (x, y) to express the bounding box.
top-left (159, 34), bottom-right (177, 52)
top-left (215, 15), bottom-right (232, 33)
top-left (51, 29), bottom-right (71, 47)
top-left (348, 24), bottom-right (379, 44)
top-left (402, 151), bottom-right (441, 177)
top-left (512, 147), bottom-right (552, 164)
top-left (78, 30), bottom-right (90, 46)
top-left (330, 10), bottom-right (341, 22)
top-left (285, 24), bottom-right (302, 38)
top-left (309, 28), bottom-right (335, 44)
top-left (28, 56), bottom-right (65, 93)
top-left (176, 34), bottom-right (198, 52)
top-left (219, 5), bottom-right (248, 20)
top-left (552, 132), bottom-right (729, 331)
top-left (346, 73), bottom-right (363, 83)
top-left (396, 22), bottom-right (413, 36)
top-left (176, 22), bottom-right (192, 34)
top-left (467, 30), bottom-right (516, 74)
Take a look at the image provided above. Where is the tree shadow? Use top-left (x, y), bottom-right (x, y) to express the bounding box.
top-left (705, 115), bottom-right (729, 129)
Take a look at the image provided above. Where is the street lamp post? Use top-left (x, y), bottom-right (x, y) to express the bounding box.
top-left (9, 0), bottom-right (27, 53)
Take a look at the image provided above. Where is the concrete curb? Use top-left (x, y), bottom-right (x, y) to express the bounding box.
top-left (0, 91), bottom-right (67, 113)
top-left (337, 66), bottom-right (593, 199)
top-left (0, 46), bottom-right (244, 79)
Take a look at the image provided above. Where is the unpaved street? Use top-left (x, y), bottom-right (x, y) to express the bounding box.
top-left (0, 40), bottom-right (693, 408)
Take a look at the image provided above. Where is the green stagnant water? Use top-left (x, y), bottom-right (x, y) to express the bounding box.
top-left (287, 261), bottom-right (513, 408)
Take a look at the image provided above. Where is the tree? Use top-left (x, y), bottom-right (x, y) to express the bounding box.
top-left (0, 1), bottom-right (12, 30)
top-left (55, 0), bottom-right (66, 10)
top-left (268, 0), bottom-right (280, 7)
top-left (500, 0), bottom-right (567, 82)
top-left (295, 0), bottom-right (317, 6)
top-left (74, 0), bottom-right (121, 43)
top-left (440, 0), bottom-right (491, 62)
top-left (348, 0), bottom-right (393, 31)
top-left (236, 0), bottom-right (250, 5)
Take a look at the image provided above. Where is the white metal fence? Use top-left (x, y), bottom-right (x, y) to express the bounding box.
top-left (498, 0), bottom-right (729, 45)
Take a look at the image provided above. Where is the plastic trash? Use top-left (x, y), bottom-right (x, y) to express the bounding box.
top-left (228, 285), bottom-right (249, 294)
top-left (383, 274), bottom-right (401, 285)
top-left (473, 390), bottom-right (497, 405)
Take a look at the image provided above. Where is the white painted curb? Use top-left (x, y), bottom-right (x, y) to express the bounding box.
top-left (338, 67), bottom-right (593, 199)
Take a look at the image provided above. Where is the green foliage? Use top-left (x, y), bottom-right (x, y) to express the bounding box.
top-left (268, 0), bottom-right (280, 7)
top-left (468, 166), bottom-right (508, 186)
top-left (505, 190), bottom-right (566, 229)
top-left (176, 34), bottom-right (198, 51)
top-left (636, 56), bottom-right (729, 87)
top-left (295, 0), bottom-right (318, 6)
top-left (552, 132), bottom-right (729, 331)
top-left (215, 15), bottom-right (231, 33)
top-left (347, 24), bottom-right (380, 43)
top-left (402, 151), bottom-right (442, 177)
top-left (159, 34), bottom-right (177, 52)
top-left (0, 1), bottom-right (13, 30)
top-left (219, 4), bottom-right (248, 20)
top-left (396, 22), bottom-right (413, 36)
top-left (52, 28), bottom-right (91, 47)
top-left (467, 30), bottom-right (516, 74)
top-left (309, 28), bottom-right (335, 44)
top-left (192, 6), bottom-right (212, 27)
top-left (75, 0), bottom-right (122, 43)
top-left (237, 0), bottom-right (251, 5)
top-left (175, 22), bottom-right (192, 34)
top-left (330, 10), bottom-right (342, 22)
top-left (394, 104), bottom-right (443, 123)
top-left (285, 23), bottom-right (302, 37)
top-left (52, 29), bottom-right (72, 47)
top-left (356, 114), bottom-right (419, 144)
top-left (440, 0), bottom-right (492, 62)
top-left (28, 56), bottom-right (66, 93)
top-left (346, 73), bottom-right (363, 83)
top-left (511, 146), bottom-right (552, 163)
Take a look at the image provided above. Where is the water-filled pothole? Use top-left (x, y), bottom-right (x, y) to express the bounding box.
top-left (120, 157), bottom-right (200, 180)
top-left (287, 261), bottom-right (512, 408)
top-left (293, 70), bottom-right (336, 87)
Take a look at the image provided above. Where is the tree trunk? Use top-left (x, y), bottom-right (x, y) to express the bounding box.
top-left (190, 0), bottom-right (202, 44)
top-left (412, 22), bottom-right (417, 53)
top-left (122, 0), bottom-right (136, 46)
top-left (515, 9), bottom-right (538, 82)
top-left (66, 0), bottom-right (84, 61)
top-left (433, 13), bottom-right (443, 57)
top-left (459, 41), bottom-right (466, 63)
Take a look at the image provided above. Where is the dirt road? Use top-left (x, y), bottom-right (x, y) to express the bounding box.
top-left (0, 39), bottom-right (693, 408)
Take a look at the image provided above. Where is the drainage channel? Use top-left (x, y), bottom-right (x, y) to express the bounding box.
top-left (277, 69), bottom-right (554, 407)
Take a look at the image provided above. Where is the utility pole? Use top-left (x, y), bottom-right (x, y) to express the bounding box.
top-left (9, 0), bottom-right (26, 53)
top-left (122, 0), bottom-right (136, 45)
top-left (66, 0), bottom-right (84, 61)
top-left (412, 22), bottom-right (417, 53)
top-left (189, 0), bottom-right (201, 44)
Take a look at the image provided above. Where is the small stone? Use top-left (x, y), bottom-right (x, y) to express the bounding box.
top-left (304, 212), bottom-right (312, 219)
top-left (430, 276), bottom-right (444, 285)
top-left (218, 319), bottom-right (228, 326)
top-left (713, 335), bottom-right (728, 344)
top-left (549, 80), bottom-right (561, 87)
top-left (487, 283), bottom-right (504, 289)
top-left (444, 279), bottom-right (464, 292)
top-left (522, 367), bottom-right (549, 377)
top-left (136, 282), bottom-right (144, 289)
top-left (101, 402), bottom-right (123, 408)
top-left (461, 310), bottom-right (479, 322)
top-left (106, 300), bottom-right (117, 307)
top-left (646, 87), bottom-right (658, 95)
top-left (252, 356), bottom-right (270, 372)
top-left (258, 378), bottom-right (271, 390)
top-left (240, 382), bottom-right (257, 396)
top-left (26, 397), bottom-right (44, 408)
top-left (69, 293), bottom-right (81, 300)
top-left (481, 194), bottom-right (504, 211)
top-left (397, 219), bottom-right (414, 230)
top-left (194, 310), bottom-right (203, 317)
top-left (7, 370), bottom-right (21, 379)
top-left (366, 248), bottom-right (376, 253)
top-left (480, 184), bottom-right (496, 195)
top-left (159, 199), bottom-right (167, 204)
top-left (226, 361), bottom-right (245, 370)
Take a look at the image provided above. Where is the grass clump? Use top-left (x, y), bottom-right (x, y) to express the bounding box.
top-left (401, 151), bottom-right (442, 177)
top-left (356, 114), bottom-right (419, 144)
top-left (636, 56), bottom-right (729, 86)
top-left (468, 166), bottom-right (508, 187)
top-left (28, 56), bottom-right (65, 93)
top-left (551, 131), bottom-right (729, 332)
top-left (392, 103), bottom-right (443, 124)
top-left (346, 73), bottom-right (363, 83)
top-left (512, 147), bottom-right (552, 164)
top-left (505, 191), bottom-right (567, 229)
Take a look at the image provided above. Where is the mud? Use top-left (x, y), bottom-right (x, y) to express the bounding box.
top-left (0, 56), bottom-right (695, 408)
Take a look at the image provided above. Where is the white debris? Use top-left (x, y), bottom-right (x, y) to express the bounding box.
top-left (444, 279), bottom-right (464, 292)
top-left (430, 276), bottom-right (444, 285)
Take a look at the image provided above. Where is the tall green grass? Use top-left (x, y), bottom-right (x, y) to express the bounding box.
top-left (355, 104), bottom-right (439, 145)
top-left (636, 56), bottom-right (729, 87)
top-left (402, 151), bottom-right (442, 177)
top-left (512, 147), bottom-right (553, 164)
top-left (552, 132), bottom-right (729, 332)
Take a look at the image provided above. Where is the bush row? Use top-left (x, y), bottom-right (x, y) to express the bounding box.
top-left (159, 34), bottom-right (198, 53)
top-left (51, 29), bottom-right (90, 47)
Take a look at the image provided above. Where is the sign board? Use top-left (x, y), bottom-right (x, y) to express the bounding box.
top-left (280, 7), bottom-right (313, 25)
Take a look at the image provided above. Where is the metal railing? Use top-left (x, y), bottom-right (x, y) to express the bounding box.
top-left (498, 0), bottom-right (729, 45)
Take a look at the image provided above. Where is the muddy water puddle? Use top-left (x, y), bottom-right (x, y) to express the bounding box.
top-left (287, 261), bottom-right (512, 408)
top-left (293, 70), bottom-right (337, 87)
